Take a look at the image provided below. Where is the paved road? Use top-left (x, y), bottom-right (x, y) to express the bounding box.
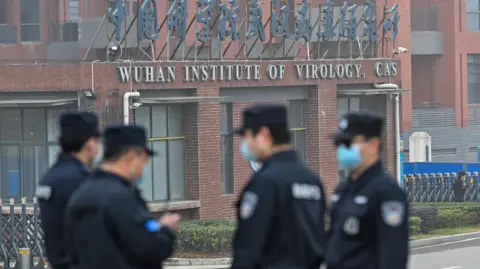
top-left (165, 238), bottom-right (480, 269)
top-left (409, 237), bottom-right (480, 269)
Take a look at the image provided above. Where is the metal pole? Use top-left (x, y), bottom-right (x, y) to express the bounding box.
top-left (18, 248), bottom-right (32, 269)
top-left (394, 93), bottom-right (402, 186)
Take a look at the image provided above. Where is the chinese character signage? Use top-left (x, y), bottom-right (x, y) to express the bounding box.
top-left (107, 0), bottom-right (400, 58)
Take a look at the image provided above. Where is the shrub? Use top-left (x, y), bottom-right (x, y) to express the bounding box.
top-left (409, 206), bottom-right (438, 232)
top-left (411, 203), bottom-right (480, 229)
top-left (409, 216), bottom-right (422, 235)
top-left (176, 220), bottom-right (235, 252)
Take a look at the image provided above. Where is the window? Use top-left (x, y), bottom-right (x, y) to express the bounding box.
top-left (20, 0), bottom-right (41, 41)
top-left (134, 105), bottom-right (186, 202)
top-left (0, 107), bottom-right (73, 199)
top-left (467, 0), bottom-right (480, 31)
top-left (0, 0), bottom-right (6, 24)
top-left (337, 97), bottom-right (360, 118)
top-left (220, 103), bottom-right (233, 194)
top-left (288, 100), bottom-right (307, 162)
top-left (468, 54), bottom-right (480, 104)
top-left (69, 0), bottom-right (79, 22)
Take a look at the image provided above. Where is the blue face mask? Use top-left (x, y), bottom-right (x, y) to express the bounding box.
top-left (135, 177), bottom-right (144, 186)
top-left (337, 144), bottom-right (362, 169)
top-left (241, 140), bottom-right (258, 161)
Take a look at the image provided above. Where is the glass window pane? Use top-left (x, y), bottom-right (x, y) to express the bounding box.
top-left (220, 103), bottom-right (233, 133)
top-left (167, 105), bottom-right (183, 136)
top-left (337, 98), bottom-right (348, 118)
top-left (467, 13), bottom-right (480, 31)
top-left (168, 140), bottom-right (185, 200)
top-left (1, 146), bottom-right (21, 198)
top-left (152, 106), bottom-right (167, 138)
top-left (291, 130), bottom-right (306, 162)
top-left (21, 0), bottom-right (40, 23)
top-left (21, 24), bottom-right (41, 42)
top-left (47, 108), bottom-right (70, 142)
top-left (23, 146), bottom-right (47, 199)
top-left (288, 101), bottom-right (304, 128)
top-left (48, 145), bottom-right (61, 167)
top-left (138, 156), bottom-right (153, 201)
top-left (23, 109), bottom-right (46, 142)
top-left (296, 130), bottom-right (306, 162)
top-left (466, 0), bottom-right (479, 11)
top-left (349, 98), bottom-right (360, 111)
top-left (135, 107), bottom-right (151, 137)
top-left (152, 141), bottom-right (168, 200)
top-left (0, 109), bottom-right (21, 142)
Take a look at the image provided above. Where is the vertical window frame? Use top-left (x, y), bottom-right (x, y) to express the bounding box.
top-left (288, 100), bottom-right (307, 162)
top-left (220, 103), bottom-right (234, 194)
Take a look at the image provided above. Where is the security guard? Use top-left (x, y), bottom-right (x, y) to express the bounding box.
top-left (326, 112), bottom-right (408, 269)
top-left (36, 112), bottom-right (102, 269)
top-left (66, 125), bottom-right (180, 269)
top-left (232, 104), bottom-right (326, 269)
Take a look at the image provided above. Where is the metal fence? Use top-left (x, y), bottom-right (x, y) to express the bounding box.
top-left (0, 197), bottom-right (46, 269)
top-left (404, 172), bottom-right (480, 203)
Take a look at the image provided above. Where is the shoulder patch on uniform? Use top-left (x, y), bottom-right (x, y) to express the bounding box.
top-left (381, 201), bottom-right (405, 227)
top-left (145, 220), bottom-right (161, 232)
top-left (292, 183), bottom-right (321, 200)
top-left (240, 191), bottom-right (258, 220)
top-left (35, 186), bottom-right (52, 200)
top-left (354, 196), bottom-right (368, 205)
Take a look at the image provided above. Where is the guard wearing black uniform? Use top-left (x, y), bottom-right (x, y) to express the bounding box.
top-left (232, 104), bottom-right (326, 269)
top-left (66, 125), bottom-right (180, 269)
top-left (326, 112), bottom-right (409, 269)
top-left (36, 112), bottom-right (102, 269)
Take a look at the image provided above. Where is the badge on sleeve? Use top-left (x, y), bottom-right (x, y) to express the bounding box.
top-left (35, 185), bottom-right (52, 200)
top-left (343, 217), bottom-right (359, 235)
top-left (381, 201), bottom-right (405, 227)
top-left (145, 220), bottom-right (161, 232)
top-left (240, 191), bottom-right (258, 220)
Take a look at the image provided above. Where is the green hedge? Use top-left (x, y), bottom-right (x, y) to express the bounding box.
top-left (177, 220), bottom-right (236, 252)
top-left (409, 216), bottom-right (422, 235)
top-left (177, 216), bottom-right (427, 252)
top-left (410, 203), bottom-right (480, 231)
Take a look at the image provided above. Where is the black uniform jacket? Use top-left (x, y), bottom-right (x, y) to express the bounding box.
top-left (326, 161), bottom-right (409, 269)
top-left (36, 154), bottom-right (90, 267)
top-left (66, 170), bottom-right (176, 269)
top-left (232, 150), bottom-right (326, 269)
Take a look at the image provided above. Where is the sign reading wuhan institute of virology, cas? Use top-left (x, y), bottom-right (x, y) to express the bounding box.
top-left (108, 0), bottom-right (400, 49)
top-left (117, 62), bottom-right (398, 83)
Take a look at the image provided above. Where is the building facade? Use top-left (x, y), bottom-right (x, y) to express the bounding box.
top-left (0, 0), bottom-right (411, 219)
top-left (408, 0), bottom-right (480, 162)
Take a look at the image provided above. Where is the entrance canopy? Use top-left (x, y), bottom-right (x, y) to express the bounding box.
top-left (338, 88), bottom-right (410, 95)
top-left (135, 96), bottom-right (224, 104)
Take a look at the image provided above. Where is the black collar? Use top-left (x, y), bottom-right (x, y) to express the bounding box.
top-left (93, 169), bottom-right (133, 188)
top-left (347, 160), bottom-right (385, 194)
top-left (57, 154), bottom-right (90, 175)
top-left (262, 150), bottom-right (298, 166)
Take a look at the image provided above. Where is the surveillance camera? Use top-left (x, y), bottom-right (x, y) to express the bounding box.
top-left (132, 102), bottom-right (142, 108)
top-left (394, 47), bottom-right (408, 54)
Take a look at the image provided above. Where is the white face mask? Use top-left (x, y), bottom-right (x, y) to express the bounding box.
top-left (93, 146), bottom-right (104, 166)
